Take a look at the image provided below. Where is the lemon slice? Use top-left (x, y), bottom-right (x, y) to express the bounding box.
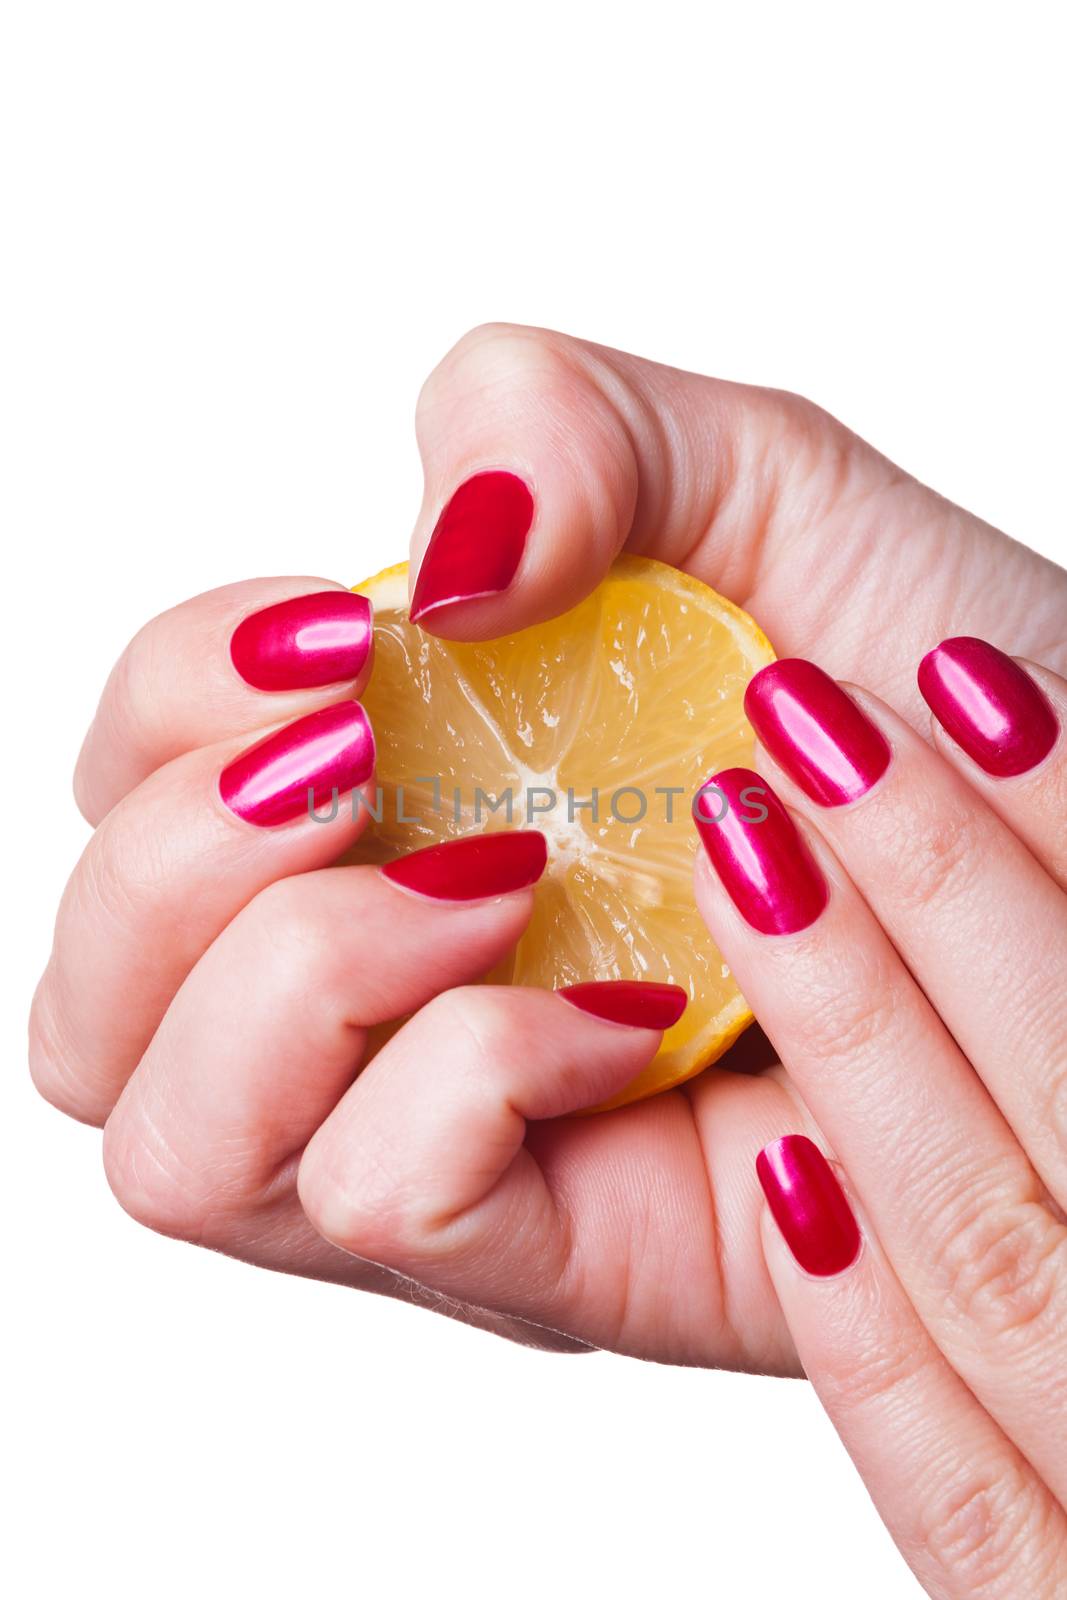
top-left (347, 556), bottom-right (774, 1110)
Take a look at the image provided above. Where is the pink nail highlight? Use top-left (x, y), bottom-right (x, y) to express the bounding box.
top-left (745, 659), bottom-right (890, 806)
top-left (695, 768), bottom-right (828, 935)
top-left (230, 591), bottom-right (373, 691)
top-left (756, 1135), bottom-right (861, 1277)
top-left (558, 981), bottom-right (688, 1029)
top-left (918, 636), bottom-right (1058, 777)
top-left (220, 701), bottom-right (374, 827)
top-left (410, 471), bottom-right (534, 623)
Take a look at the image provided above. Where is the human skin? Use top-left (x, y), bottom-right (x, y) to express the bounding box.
top-left (30, 325), bottom-right (1067, 1593)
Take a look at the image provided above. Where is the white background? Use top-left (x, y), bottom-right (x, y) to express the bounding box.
top-left (3, 4), bottom-right (1064, 1597)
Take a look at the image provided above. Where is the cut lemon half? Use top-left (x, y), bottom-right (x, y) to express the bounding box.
top-left (346, 556), bottom-right (774, 1110)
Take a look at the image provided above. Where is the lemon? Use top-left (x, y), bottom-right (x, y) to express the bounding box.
top-left (347, 556), bottom-right (774, 1110)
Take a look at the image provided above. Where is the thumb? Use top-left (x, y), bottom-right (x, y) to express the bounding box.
top-left (405, 321), bottom-right (884, 641)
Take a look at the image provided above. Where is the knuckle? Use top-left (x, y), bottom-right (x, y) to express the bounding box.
top-left (28, 975), bottom-right (109, 1127)
top-left (299, 1135), bottom-right (413, 1268)
top-left (91, 626), bottom-right (162, 773)
top-left (918, 1461), bottom-right (1050, 1593)
top-left (883, 796), bottom-right (983, 916)
top-left (104, 1077), bottom-right (282, 1247)
top-left (244, 877), bottom-right (339, 1005)
top-left (794, 958), bottom-right (899, 1068)
top-left (752, 385), bottom-right (827, 446)
top-left (930, 1185), bottom-right (1067, 1342)
top-left (417, 322), bottom-right (571, 429)
top-left (419, 986), bottom-right (548, 1111)
top-left (80, 813), bottom-right (157, 924)
top-left (746, 386), bottom-right (856, 499)
top-left (300, 987), bottom-right (508, 1266)
top-left (101, 1108), bottom-right (204, 1241)
top-left (77, 790), bottom-right (189, 930)
top-left (445, 319), bottom-right (528, 361)
top-left (425, 984), bottom-right (509, 1064)
top-left (445, 320), bottom-right (554, 376)
top-left (102, 1097), bottom-right (252, 1245)
top-left (816, 1307), bottom-right (930, 1416)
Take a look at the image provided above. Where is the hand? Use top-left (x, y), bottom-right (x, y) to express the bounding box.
top-left (29, 324), bottom-right (1067, 1382)
top-left (691, 646), bottom-right (1067, 1595)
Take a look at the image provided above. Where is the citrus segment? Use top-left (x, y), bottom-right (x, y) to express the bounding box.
top-left (346, 556), bottom-right (774, 1109)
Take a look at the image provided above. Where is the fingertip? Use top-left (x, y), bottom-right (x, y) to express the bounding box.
top-left (228, 590), bottom-right (374, 694)
top-left (756, 1135), bottom-right (863, 1280)
top-left (408, 469), bottom-right (535, 627)
top-left (379, 829), bottom-right (548, 902)
top-left (557, 980), bottom-right (688, 1030)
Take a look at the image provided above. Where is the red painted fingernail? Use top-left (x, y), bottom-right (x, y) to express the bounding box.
top-left (757, 1135), bottom-right (861, 1277)
top-left (220, 701), bottom-right (374, 827)
top-left (558, 981), bottom-right (688, 1029)
top-left (380, 830), bottom-right (548, 900)
top-left (745, 659), bottom-right (890, 806)
top-left (918, 636), bottom-right (1058, 777)
top-left (695, 768), bottom-right (828, 935)
top-left (230, 591), bottom-right (373, 691)
top-left (410, 471), bottom-right (534, 624)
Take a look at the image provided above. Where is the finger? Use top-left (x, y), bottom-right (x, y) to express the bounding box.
top-left (403, 326), bottom-right (1056, 740)
top-left (75, 577), bottom-right (373, 823)
top-left (108, 894), bottom-right (807, 1371)
top-left (406, 322), bottom-right (903, 641)
top-left (744, 659), bottom-right (1067, 1210)
top-left (102, 834), bottom-right (548, 1267)
top-left (30, 700), bottom-right (375, 1125)
top-left (298, 981), bottom-right (691, 1336)
top-left (757, 1135), bottom-right (1067, 1599)
top-left (693, 771), bottom-right (1067, 1502)
top-left (919, 636), bottom-right (1067, 887)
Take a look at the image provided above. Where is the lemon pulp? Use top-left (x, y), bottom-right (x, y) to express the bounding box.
top-left (346, 556), bottom-right (774, 1109)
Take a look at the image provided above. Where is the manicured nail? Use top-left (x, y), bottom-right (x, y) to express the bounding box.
top-left (745, 659), bottom-right (890, 806)
top-left (220, 701), bottom-right (374, 827)
top-left (381, 830), bottom-right (548, 900)
top-left (230, 591), bottom-right (373, 691)
top-left (918, 636), bottom-right (1058, 777)
top-left (757, 1135), bottom-right (861, 1277)
top-left (695, 768), bottom-right (828, 935)
top-left (410, 470), bottom-right (534, 623)
top-left (558, 981), bottom-right (688, 1029)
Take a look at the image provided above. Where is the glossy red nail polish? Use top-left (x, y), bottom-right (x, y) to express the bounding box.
top-left (558, 981), bottom-right (688, 1029)
top-left (918, 636), bottom-right (1058, 777)
top-left (230, 591), bottom-right (373, 691)
top-left (695, 768), bottom-right (828, 935)
top-left (410, 471), bottom-right (534, 623)
top-left (745, 659), bottom-right (890, 806)
top-left (756, 1135), bottom-right (861, 1277)
top-left (220, 701), bottom-right (374, 827)
top-left (380, 830), bottom-right (548, 900)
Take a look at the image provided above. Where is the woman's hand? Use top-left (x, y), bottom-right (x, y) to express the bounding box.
top-left (691, 647), bottom-right (1067, 1595)
top-left (402, 324), bottom-right (1066, 701)
top-left (30, 325), bottom-right (1067, 1389)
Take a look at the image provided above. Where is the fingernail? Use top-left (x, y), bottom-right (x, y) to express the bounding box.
top-left (220, 701), bottom-right (374, 827)
top-left (410, 470), bottom-right (534, 623)
top-left (695, 768), bottom-right (828, 935)
top-left (230, 591), bottom-right (373, 691)
top-left (380, 830), bottom-right (548, 900)
top-left (558, 981), bottom-right (688, 1029)
top-left (756, 1135), bottom-right (861, 1277)
top-left (745, 659), bottom-right (890, 806)
top-left (918, 636), bottom-right (1058, 777)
